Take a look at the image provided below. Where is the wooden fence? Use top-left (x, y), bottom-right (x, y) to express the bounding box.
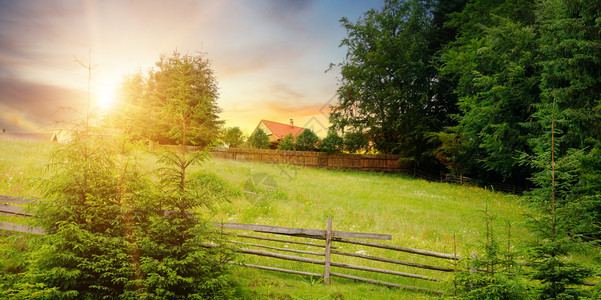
top-left (209, 148), bottom-right (527, 194)
top-left (210, 148), bottom-right (409, 172)
top-left (0, 195), bottom-right (456, 295)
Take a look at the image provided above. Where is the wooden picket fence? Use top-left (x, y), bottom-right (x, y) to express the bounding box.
top-left (210, 148), bottom-right (409, 172)
top-left (0, 195), bottom-right (457, 295)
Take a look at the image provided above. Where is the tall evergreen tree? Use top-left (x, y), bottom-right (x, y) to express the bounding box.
top-left (535, 0), bottom-right (601, 239)
top-left (522, 99), bottom-right (593, 299)
top-left (111, 51), bottom-right (223, 146)
top-left (440, 11), bottom-right (539, 182)
top-left (537, 0), bottom-right (601, 151)
top-left (437, 0), bottom-right (539, 182)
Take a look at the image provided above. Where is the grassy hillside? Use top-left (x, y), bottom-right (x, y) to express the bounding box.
top-left (197, 158), bottom-right (532, 298)
top-left (0, 140), bottom-right (595, 299)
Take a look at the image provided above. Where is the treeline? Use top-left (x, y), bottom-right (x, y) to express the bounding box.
top-left (330, 1), bottom-right (601, 297)
top-left (329, 0), bottom-right (601, 186)
top-left (331, 0), bottom-right (601, 236)
top-left (241, 127), bottom-right (369, 153)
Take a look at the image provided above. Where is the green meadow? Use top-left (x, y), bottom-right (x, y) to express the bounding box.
top-left (0, 140), bottom-right (596, 299)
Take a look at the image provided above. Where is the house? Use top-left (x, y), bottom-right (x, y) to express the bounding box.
top-left (252, 119), bottom-right (305, 149)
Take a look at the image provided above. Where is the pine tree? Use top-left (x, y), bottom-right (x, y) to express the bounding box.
top-left (522, 98), bottom-right (592, 299)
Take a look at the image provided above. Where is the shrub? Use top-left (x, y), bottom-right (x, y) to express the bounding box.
top-left (29, 125), bottom-right (237, 298)
top-left (223, 127), bottom-right (245, 148)
top-left (454, 210), bottom-right (530, 299)
top-left (278, 134), bottom-right (295, 151)
top-left (249, 128), bottom-right (270, 149)
top-left (295, 129), bottom-right (320, 151)
top-left (320, 130), bottom-right (343, 153)
top-left (343, 131), bottom-right (368, 153)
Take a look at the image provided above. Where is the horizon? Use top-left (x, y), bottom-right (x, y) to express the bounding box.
top-left (0, 0), bottom-right (385, 136)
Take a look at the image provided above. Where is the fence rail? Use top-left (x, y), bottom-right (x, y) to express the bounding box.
top-left (3, 195), bottom-right (595, 293)
top-left (209, 148), bottom-right (528, 194)
top-left (213, 217), bottom-right (452, 294)
top-left (210, 148), bottom-right (409, 172)
top-left (1, 196), bottom-right (453, 295)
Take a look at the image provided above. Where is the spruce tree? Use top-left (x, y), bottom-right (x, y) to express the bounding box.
top-left (522, 98), bottom-right (592, 299)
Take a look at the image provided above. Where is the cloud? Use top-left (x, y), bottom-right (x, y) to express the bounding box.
top-left (264, 101), bottom-right (325, 117)
top-left (0, 77), bottom-right (84, 132)
top-left (0, 0), bottom-right (385, 134)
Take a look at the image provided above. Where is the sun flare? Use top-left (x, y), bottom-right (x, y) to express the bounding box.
top-left (95, 86), bottom-right (116, 111)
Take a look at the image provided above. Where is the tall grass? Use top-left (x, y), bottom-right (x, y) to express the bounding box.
top-left (0, 141), bottom-right (54, 197)
top-left (1, 140), bottom-right (583, 298)
top-left (200, 158), bottom-right (531, 255)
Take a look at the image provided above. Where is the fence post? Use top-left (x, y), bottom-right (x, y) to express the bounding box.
top-left (324, 217), bottom-right (333, 284)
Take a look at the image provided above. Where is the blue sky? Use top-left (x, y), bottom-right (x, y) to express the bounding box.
top-left (0, 0), bottom-right (385, 134)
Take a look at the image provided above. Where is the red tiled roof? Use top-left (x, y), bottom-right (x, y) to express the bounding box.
top-left (259, 120), bottom-right (305, 140)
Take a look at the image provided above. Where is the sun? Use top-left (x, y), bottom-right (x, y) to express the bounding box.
top-left (95, 85), bottom-right (116, 111)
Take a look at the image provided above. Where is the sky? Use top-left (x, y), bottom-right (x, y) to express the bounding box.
top-left (0, 0), bottom-right (385, 136)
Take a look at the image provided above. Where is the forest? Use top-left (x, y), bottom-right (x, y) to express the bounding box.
top-left (330, 0), bottom-right (601, 185)
top-left (328, 0), bottom-right (601, 238)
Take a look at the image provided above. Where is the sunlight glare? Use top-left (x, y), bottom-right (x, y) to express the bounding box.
top-left (95, 85), bottom-right (116, 111)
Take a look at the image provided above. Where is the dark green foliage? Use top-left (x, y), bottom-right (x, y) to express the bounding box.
top-left (36, 222), bottom-right (135, 299)
top-left (32, 127), bottom-right (145, 299)
top-left (534, 0), bottom-right (601, 242)
top-left (441, 14), bottom-right (539, 181)
top-left (537, 0), bottom-right (601, 152)
top-left (330, 0), bottom-right (451, 162)
top-left (454, 208), bottom-right (530, 299)
top-left (566, 141), bottom-right (601, 239)
top-left (248, 128), bottom-right (270, 149)
top-left (277, 133), bottom-right (295, 151)
top-left (136, 216), bottom-right (235, 299)
top-left (320, 130), bottom-right (343, 153)
top-left (28, 64), bottom-right (235, 297)
top-left (342, 131), bottom-right (368, 154)
top-left (295, 129), bottom-right (320, 151)
top-left (521, 98), bottom-right (594, 299)
top-left (223, 127), bottom-right (245, 148)
top-left (429, 132), bottom-right (472, 177)
top-left (110, 51), bottom-right (223, 146)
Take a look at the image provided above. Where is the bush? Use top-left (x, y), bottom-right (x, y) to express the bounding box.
top-left (320, 130), bottom-right (343, 153)
top-left (454, 212), bottom-right (530, 299)
top-left (277, 134), bottom-right (295, 151)
top-left (27, 125), bottom-right (237, 299)
top-left (223, 127), bottom-right (245, 148)
top-left (249, 128), bottom-right (270, 149)
top-left (343, 131), bottom-right (368, 153)
top-left (295, 129), bottom-right (320, 151)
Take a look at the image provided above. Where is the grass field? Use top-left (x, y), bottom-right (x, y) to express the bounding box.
top-left (0, 140), bottom-right (596, 299)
